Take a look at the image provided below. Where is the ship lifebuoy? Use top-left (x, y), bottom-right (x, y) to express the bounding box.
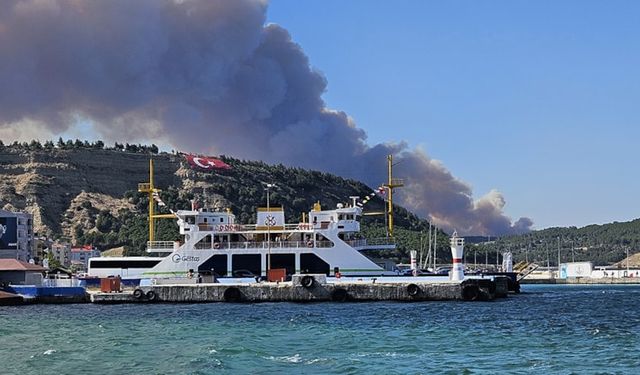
top-left (307, 241), bottom-right (314, 248)
top-left (213, 243), bottom-right (220, 249)
top-left (146, 290), bottom-right (157, 302)
top-left (407, 283), bottom-right (420, 297)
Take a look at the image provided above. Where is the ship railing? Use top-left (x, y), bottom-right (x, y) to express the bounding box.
top-left (345, 238), bottom-right (396, 248)
top-left (147, 241), bottom-right (178, 251)
top-left (196, 223), bottom-right (314, 232)
top-left (195, 240), bottom-right (335, 250)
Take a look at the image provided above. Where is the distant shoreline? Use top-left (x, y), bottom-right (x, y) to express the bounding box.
top-left (521, 277), bottom-right (640, 285)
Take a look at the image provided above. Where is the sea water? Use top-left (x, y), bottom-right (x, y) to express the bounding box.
top-left (1, 284), bottom-right (639, 374)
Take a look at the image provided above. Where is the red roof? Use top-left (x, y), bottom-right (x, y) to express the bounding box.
top-left (0, 259), bottom-right (46, 272)
top-left (71, 245), bottom-right (96, 252)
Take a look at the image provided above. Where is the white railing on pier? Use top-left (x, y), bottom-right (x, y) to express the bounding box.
top-left (42, 278), bottom-right (83, 288)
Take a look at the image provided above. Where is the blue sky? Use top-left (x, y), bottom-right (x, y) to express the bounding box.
top-left (267, 0), bottom-right (640, 229)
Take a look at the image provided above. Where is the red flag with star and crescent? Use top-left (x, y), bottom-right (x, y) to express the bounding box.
top-left (185, 154), bottom-right (231, 171)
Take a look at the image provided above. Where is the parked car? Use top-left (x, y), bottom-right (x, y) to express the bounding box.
top-left (232, 269), bottom-right (256, 278)
top-left (402, 269), bottom-right (425, 276)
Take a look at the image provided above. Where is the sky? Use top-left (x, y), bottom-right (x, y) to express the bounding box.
top-left (0, 0), bottom-right (638, 233)
top-left (266, 0), bottom-right (640, 229)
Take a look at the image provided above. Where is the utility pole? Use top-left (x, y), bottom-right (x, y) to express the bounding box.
top-left (557, 236), bottom-right (561, 275)
top-left (571, 240), bottom-right (575, 262)
top-left (546, 243), bottom-right (550, 276)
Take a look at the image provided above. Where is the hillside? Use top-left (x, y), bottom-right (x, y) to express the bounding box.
top-left (0, 141), bottom-right (447, 258)
top-left (467, 220), bottom-right (640, 266)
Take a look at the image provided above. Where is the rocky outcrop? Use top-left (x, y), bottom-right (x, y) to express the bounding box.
top-left (0, 147), bottom-right (183, 236)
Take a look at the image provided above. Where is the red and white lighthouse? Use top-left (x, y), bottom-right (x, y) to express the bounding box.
top-left (450, 231), bottom-right (465, 281)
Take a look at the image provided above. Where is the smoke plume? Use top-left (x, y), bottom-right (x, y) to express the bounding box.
top-left (0, 0), bottom-right (532, 235)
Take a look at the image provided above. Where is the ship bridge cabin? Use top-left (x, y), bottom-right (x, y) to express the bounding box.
top-left (146, 201), bottom-right (393, 254)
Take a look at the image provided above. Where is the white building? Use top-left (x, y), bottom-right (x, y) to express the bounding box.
top-left (49, 242), bottom-right (72, 268)
top-left (71, 245), bottom-right (101, 272)
top-left (0, 210), bottom-right (34, 262)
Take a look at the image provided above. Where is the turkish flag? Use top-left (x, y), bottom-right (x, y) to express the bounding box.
top-left (185, 154), bottom-right (231, 170)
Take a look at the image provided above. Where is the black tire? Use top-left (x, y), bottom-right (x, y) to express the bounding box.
top-left (146, 290), bottom-right (157, 302)
top-left (514, 282), bottom-right (521, 294)
top-left (462, 284), bottom-right (479, 301)
top-left (407, 283), bottom-right (420, 297)
top-left (223, 287), bottom-right (241, 302)
top-left (133, 289), bottom-right (144, 299)
top-left (301, 275), bottom-right (314, 289)
top-left (488, 282), bottom-right (497, 294)
top-left (331, 288), bottom-right (349, 302)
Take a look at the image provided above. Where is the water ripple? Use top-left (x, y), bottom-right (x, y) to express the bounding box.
top-left (2, 285), bottom-right (640, 374)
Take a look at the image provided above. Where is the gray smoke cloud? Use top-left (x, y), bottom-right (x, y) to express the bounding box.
top-left (0, 0), bottom-right (533, 235)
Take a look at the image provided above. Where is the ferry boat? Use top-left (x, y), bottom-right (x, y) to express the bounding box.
top-left (88, 199), bottom-right (397, 283)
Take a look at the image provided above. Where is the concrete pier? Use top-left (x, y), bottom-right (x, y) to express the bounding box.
top-left (90, 275), bottom-right (510, 304)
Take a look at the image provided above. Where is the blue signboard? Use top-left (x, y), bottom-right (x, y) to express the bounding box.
top-left (0, 217), bottom-right (17, 249)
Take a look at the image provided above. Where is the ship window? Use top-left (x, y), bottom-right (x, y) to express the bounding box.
top-left (198, 254), bottom-right (227, 276)
top-left (232, 254), bottom-right (261, 276)
top-left (300, 254), bottom-right (330, 275)
top-left (203, 218), bottom-right (208, 223)
top-left (220, 218), bottom-right (224, 223)
top-left (270, 254), bottom-right (295, 276)
top-left (89, 260), bottom-right (162, 269)
top-left (186, 216), bottom-right (195, 224)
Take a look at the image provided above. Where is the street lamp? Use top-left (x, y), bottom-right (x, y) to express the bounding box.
top-left (571, 240), bottom-right (575, 263)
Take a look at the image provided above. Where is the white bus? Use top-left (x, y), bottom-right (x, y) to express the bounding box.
top-left (87, 257), bottom-right (163, 279)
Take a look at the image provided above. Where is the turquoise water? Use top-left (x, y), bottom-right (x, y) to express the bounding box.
top-left (2, 285), bottom-right (640, 374)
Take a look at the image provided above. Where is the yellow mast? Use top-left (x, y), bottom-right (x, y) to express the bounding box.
top-left (383, 154), bottom-right (403, 237)
top-left (138, 159), bottom-right (175, 243)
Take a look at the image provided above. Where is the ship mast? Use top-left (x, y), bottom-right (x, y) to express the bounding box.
top-left (138, 159), bottom-right (175, 243)
top-left (383, 154), bottom-right (404, 237)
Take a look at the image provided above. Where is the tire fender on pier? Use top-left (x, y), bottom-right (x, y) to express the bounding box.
top-left (223, 287), bottom-right (241, 302)
top-left (331, 288), bottom-right (349, 302)
top-left (462, 284), bottom-right (480, 301)
top-left (133, 289), bottom-right (144, 299)
top-left (301, 275), bottom-right (315, 289)
top-left (146, 290), bottom-right (157, 302)
top-left (407, 283), bottom-right (421, 297)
